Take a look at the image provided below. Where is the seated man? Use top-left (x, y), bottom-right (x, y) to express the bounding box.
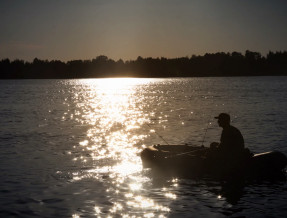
top-left (206, 113), bottom-right (252, 175)
top-left (210, 113), bottom-right (245, 157)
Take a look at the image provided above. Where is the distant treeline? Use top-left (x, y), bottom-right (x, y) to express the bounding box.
top-left (1, 50), bottom-right (287, 79)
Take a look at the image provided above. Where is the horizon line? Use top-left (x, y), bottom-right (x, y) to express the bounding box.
top-left (2, 50), bottom-right (287, 63)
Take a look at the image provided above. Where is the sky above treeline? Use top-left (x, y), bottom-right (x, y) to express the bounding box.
top-left (1, 0), bottom-right (287, 61)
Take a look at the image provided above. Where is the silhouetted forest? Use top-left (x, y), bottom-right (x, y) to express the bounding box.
top-left (1, 50), bottom-right (287, 79)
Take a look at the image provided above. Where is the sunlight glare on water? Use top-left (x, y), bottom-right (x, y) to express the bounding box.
top-left (75, 79), bottom-right (147, 170)
top-left (68, 78), bottom-right (177, 217)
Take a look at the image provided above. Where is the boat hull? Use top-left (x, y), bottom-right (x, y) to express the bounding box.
top-left (140, 145), bottom-right (287, 178)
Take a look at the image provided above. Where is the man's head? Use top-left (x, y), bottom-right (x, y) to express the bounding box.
top-left (214, 113), bottom-right (230, 128)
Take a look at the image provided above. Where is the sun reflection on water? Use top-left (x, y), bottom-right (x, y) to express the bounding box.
top-left (67, 78), bottom-right (177, 217)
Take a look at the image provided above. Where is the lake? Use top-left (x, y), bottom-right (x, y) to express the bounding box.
top-left (0, 77), bottom-right (287, 217)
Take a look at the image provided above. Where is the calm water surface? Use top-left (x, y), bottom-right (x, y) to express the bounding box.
top-left (0, 77), bottom-right (287, 217)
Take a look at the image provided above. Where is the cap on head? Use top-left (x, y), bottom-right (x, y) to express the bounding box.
top-left (214, 113), bottom-right (230, 122)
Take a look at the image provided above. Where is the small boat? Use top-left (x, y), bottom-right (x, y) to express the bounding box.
top-left (140, 144), bottom-right (287, 179)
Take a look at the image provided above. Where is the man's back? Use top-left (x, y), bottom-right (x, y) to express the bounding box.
top-left (220, 125), bottom-right (244, 152)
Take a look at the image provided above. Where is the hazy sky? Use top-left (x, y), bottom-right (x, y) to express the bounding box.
top-left (1, 0), bottom-right (287, 61)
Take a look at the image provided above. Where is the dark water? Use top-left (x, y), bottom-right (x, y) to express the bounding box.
top-left (0, 77), bottom-right (287, 217)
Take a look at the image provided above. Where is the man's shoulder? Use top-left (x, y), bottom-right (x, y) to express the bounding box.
top-left (227, 125), bottom-right (241, 133)
top-left (229, 125), bottom-right (239, 130)
top-left (229, 125), bottom-right (243, 135)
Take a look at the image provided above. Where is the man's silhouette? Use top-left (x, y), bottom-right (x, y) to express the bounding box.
top-left (210, 113), bottom-right (244, 156)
